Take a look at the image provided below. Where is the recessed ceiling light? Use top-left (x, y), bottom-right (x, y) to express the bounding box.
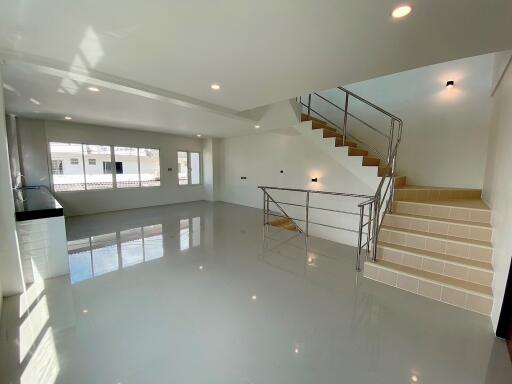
top-left (446, 80), bottom-right (454, 88)
top-left (254, 125), bottom-right (260, 129)
top-left (392, 5), bottom-right (412, 18)
top-left (82, 309), bottom-right (88, 314)
top-left (197, 134), bottom-right (202, 137)
top-left (199, 265), bottom-right (204, 270)
top-left (29, 98), bottom-right (41, 105)
top-left (411, 375), bottom-right (418, 383)
top-left (64, 116), bottom-right (72, 120)
top-left (88, 86), bottom-right (100, 92)
top-left (210, 84), bottom-right (221, 91)
top-left (251, 295), bottom-right (257, 301)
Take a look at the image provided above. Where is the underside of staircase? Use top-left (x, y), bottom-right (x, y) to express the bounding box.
top-left (299, 113), bottom-right (494, 316)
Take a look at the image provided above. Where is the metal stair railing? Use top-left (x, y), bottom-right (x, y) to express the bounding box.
top-left (295, 86), bottom-right (403, 267)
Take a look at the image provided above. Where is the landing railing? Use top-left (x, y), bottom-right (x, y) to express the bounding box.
top-left (259, 186), bottom-right (374, 270)
top-left (293, 86), bottom-right (403, 268)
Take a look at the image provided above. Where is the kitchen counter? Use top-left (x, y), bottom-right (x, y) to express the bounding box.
top-left (13, 186), bottom-right (64, 221)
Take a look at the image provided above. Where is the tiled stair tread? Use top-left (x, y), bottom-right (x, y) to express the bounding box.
top-left (387, 212), bottom-right (492, 228)
top-left (395, 185), bottom-right (481, 192)
top-left (378, 241), bottom-right (493, 270)
top-left (373, 260), bottom-right (493, 297)
top-left (381, 225), bottom-right (493, 248)
top-left (395, 199), bottom-right (490, 211)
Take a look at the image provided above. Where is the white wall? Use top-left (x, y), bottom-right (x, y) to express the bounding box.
top-left (482, 51), bottom-right (512, 331)
top-left (0, 70), bottom-right (25, 299)
top-left (17, 118), bottom-right (207, 216)
top-left (217, 126), bottom-right (373, 245)
top-left (308, 53), bottom-right (494, 188)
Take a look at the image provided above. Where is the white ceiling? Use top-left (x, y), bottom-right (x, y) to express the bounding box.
top-left (1, 0), bottom-right (511, 136)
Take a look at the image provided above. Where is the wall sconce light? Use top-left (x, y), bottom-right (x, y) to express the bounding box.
top-left (446, 80), bottom-right (454, 88)
top-left (311, 178), bottom-right (318, 182)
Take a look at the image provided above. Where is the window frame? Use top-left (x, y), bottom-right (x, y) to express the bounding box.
top-left (47, 141), bottom-right (162, 193)
top-left (177, 150), bottom-right (202, 186)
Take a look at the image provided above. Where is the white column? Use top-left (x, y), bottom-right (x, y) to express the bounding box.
top-left (0, 67), bottom-right (25, 296)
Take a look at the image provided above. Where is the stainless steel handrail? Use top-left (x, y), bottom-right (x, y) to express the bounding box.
top-left (297, 85), bottom-right (403, 269)
top-left (259, 186), bottom-right (373, 270)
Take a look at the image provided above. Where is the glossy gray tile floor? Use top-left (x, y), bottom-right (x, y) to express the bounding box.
top-left (1, 201), bottom-right (511, 384)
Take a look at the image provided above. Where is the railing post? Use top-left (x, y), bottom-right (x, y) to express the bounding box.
top-left (366, 202), bottom-right (371, 253)
top-left (305, 191), bottom-right (310, 239)
top-left (307, 94), bottom-right (312, 120)
top-left (342, 92), bottom-right (349, 146)
top-left (262, 188), bottom-right (266, 227)
top-left (356, 204), bottom-right (364, 271)
top-left (387, 118), bottom-right (395, 166)
top-left (372, 195), bottom-right (380, 262)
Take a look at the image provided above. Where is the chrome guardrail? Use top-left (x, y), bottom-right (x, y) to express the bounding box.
top-left (293, 85), bottom-right (403, 268)
top-left (258, 186), bottom-right (374, 270)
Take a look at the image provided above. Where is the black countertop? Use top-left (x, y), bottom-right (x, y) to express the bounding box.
top-left (14, 186), bottom-right (64, 222)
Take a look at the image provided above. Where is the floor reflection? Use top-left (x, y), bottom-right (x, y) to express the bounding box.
top-left (67, 224), bottom-right (167, 284)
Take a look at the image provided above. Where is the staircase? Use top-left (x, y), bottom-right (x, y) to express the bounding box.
top-left (298, 95), bottom-right (494, 316)
top-left (364, 186), bottom-right (494, 315)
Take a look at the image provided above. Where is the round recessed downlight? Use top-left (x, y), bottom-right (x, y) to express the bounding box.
top-left (88, 86), bottom-right (100, 92)
top-left (210, 84), bottom-right (221, 90)
top-left (64, 116), bottom-right (72, 120)
top-left (254, 125), bottom-right (260, 129)
top-left (197, 134), bottom-right (202, 137)
top-left (392, 5), bottom-right (412, 18)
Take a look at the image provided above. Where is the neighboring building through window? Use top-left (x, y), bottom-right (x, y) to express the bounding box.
top-left (48, 142), bottom-right (161, 191)
top-left (51, 160), bottom-right (63, 175)
top-left (177, 151), bottom-right (201, 185)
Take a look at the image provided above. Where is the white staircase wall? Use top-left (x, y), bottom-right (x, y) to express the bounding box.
top-left (216, 125), bottom-right (373, 246)
top-left (295, 120), bottom-right (381, 190)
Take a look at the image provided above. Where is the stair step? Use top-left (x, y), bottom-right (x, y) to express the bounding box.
top-left (322, 128), bottom-right (343, 138)
top-left (394, 185), bottom-right (481, 202)
top-left (348, 147), bottom-right (368, 157)
top-left (378, 241), bottom-right (492, 270)
top-left (269, 218), bottom-right (290, 226)
top-left (269, 217), bottom-right (298, 232)
top-left (392, 200), bottom-right (491, 224)
top-left (384, 212), bottom-right (492, 242)
top-left (379, 225), bottom-right (493, 263)
top-left (378, 166), bottom-right (391, 177)
top-left (301, 113), bottom-right (325, 124)
top-left (377, 242), bottom-right (493, 286)
top-left (364, 260), bottom-right (493, 315)
top-left (334, 136), bottom-right (357, 148)
top-left (362, 157), bottom-right (380, 166)
top-left (394, 176), bottom-right (407, 187)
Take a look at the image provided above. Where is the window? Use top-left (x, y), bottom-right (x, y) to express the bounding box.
top-left (51, 160), bottom-right (63, 175)
top-left (139, 148), bottom-right (160, 187)
top-left (114, 147), bottom-right (139, 188)
top-left (84, 145), bottom-right (112, 189)
top-left (49, 142), bottom-right (161, 191)
top-left (49, 143), bottom-right (85, 191)
top-left (177, 151), bottom-right (201, 185)
top-left (103, 161), bottom-right (123, 174)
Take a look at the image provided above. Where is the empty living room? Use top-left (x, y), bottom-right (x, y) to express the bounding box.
top-left (1, 1), bottom-right (512, 383)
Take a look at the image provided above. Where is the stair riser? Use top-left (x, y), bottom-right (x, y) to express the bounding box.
top-left (377, 246), bottom-right (493, 286)
top-left (394, 176), bottom-right (407, 188)
top-left (379, 228), bottom-right (492, 263)
top-left (393, 201), bottom-right (491, 224)
top-left (394, 189), bottom-right (481, 202)
top-left (364, 262), bottom-right (492, 315)
top-left (383, 215), bottom-right (492, 242)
